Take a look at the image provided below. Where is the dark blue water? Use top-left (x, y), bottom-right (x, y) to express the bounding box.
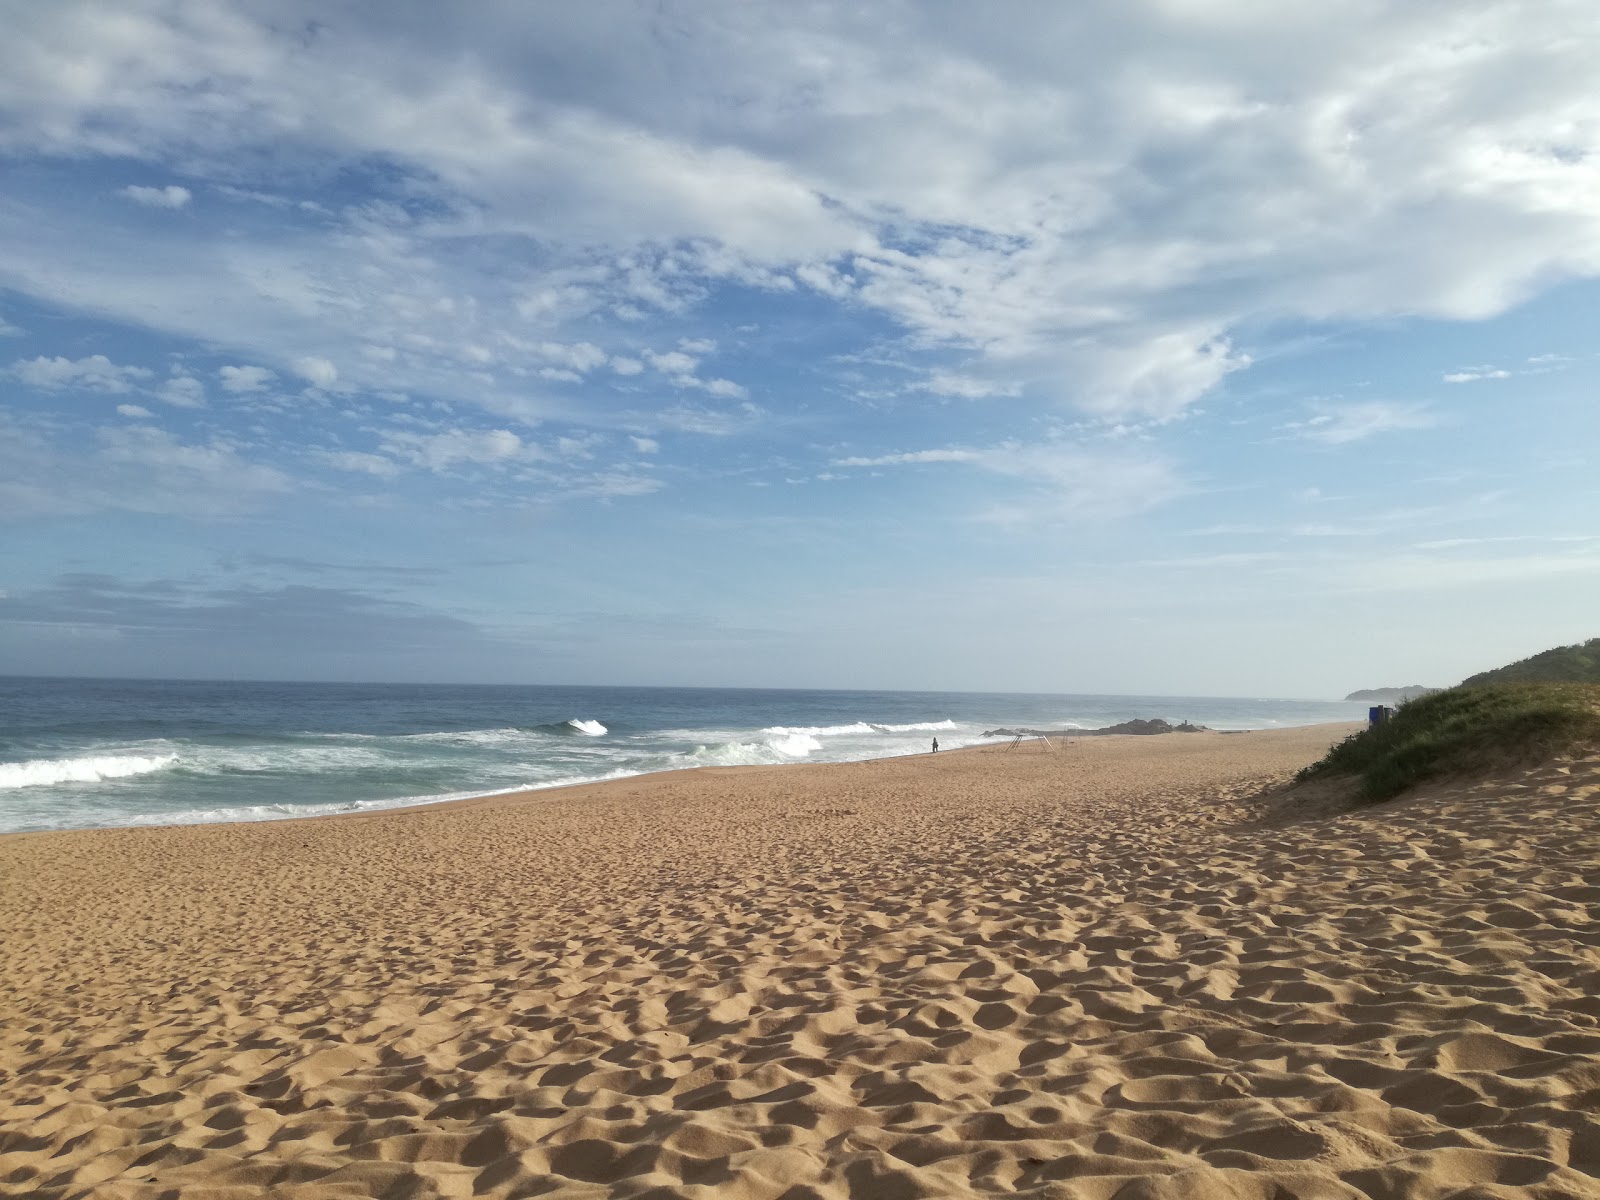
top-left (0, 677), bottom-right (1368, 833)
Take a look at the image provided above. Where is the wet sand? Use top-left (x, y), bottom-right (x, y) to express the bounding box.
top-left (4, 723), bottom-right (1600, 1198)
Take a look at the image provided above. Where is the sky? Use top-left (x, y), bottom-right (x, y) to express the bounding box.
top-left (1, 0), bottom-right (1597, 698)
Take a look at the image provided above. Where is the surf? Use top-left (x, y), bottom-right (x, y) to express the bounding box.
top-left (0, 753), bottom-right (178, 790)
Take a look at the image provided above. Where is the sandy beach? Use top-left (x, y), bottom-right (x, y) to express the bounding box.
top-left (4, 723), bottom-right (1600, 1198)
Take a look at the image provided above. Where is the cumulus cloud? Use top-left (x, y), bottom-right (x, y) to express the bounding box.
top-left (537, 342), bottom-right (608, 373)
top-left (294, 356), bottom-right (338, 387)
top-left (218, 364), bottom-right (276, 393)
top-left (119, 184), bottom-right (190, 208)
top-left (642, 346), bottom-right (748, 399)
top-left (379, 427), bottom-right (533, 471)
top-left (115, 403), bottom-right (152, 418)
top-left (646, 350), bottom-right (698, 376)
top-left (157, 374), bottom-right (206, 407)
top-left (12, 354), bottom-right (152, 393)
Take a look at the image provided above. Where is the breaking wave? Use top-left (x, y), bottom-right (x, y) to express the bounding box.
top-left (761, 719), bottom-right (957, 737)
top-left (679, 732), bottom-right (825, 767)
top-left (0, 753), bottom-right (178, 790)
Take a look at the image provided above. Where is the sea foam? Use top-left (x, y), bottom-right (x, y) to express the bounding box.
top-left (0, 753), bottom-right (178, 790)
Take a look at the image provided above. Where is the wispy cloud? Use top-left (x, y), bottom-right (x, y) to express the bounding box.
top-left (1282, 401), bottom-right (1436, 445)
top-left (834, 442), bottom-right (1181, 520)
top-left (1442, 366), bottom-right (1511, 383)
top-left (0, 416), bottom-right (292, 519)
top-left (834, 449), bottom-right (978, 467)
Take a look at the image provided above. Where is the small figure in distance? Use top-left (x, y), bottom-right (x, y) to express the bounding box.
top-left (932, 737), bottom-right (939, 753)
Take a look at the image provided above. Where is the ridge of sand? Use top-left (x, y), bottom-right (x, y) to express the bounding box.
top-left (3, 724), bottom-right (1600, 1198)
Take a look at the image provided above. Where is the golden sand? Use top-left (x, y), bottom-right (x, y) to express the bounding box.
top-left (4, 724), bottom-right (1600, 1198)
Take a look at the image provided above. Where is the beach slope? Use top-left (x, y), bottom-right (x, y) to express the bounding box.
top-left (4, 723), bottom-right (1600, 1198)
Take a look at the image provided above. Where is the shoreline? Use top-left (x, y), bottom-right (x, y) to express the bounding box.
top-left (0, 721), bottom-right (1341, 840)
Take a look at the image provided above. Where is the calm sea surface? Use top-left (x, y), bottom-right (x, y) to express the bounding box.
top-left (0, 677), bottom-right (1368, 833)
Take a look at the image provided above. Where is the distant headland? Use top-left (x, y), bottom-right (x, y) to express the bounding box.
top-left (1342, 686), bottom-right (1439, 702)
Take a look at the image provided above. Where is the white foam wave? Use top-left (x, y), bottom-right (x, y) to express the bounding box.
top-left (760, 719), bottom-right (958, 738)
top-left (0, 753), bottom-right (178, 790)
top-left (761, 722), bottom-right (876, 737)
top-left (566, 719), bottom-right (607, 736)
top-left (103, 770), bottom-right (644, 830)
top-left (769, 732), bottom-right (822, 756)
top-left (396, 727), bottom-right (538, 747)
top-left (678, 732), bottom-right (823, 768)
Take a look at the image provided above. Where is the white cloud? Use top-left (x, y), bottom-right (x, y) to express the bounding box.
top-left (919, 373), bottom-right (1022, 400)
top-left (642, 347), bottom-right (748, 398)
top-left (157, 374), bottom-right (206, 407)
top-left (640, 404), bottom-right (754, 436)
top-left (120, 184), bottom-right (190, 209)
top-left (611, 357), bottom-right (645, 376)
top-left (313, 449), bottom-right (401, 477)
top-left (834, 441), bottom-right (1181, 519)
top-left (566, 471), bottom-right (664, 499)
top-left (1286, 401), bottom-right (1437, 445)
top-left (0, 418), bottom-right (292, 519)
top-left (646, 350), bottom-right (699, 376)
top-left (218, 364), bottom-right (276, 393)
top-left (702, 378), bottom-right (747, 399)
top-left (1442, 367), bottom-right (1512, 383)
top-left (116, 404), bottom-right (152, 418)
top-left (537, 341), bottom-right (608, 373)
top-left (835, 449), bottom-right (979, 467)
top-left (380, 427), bottom-right (533, 471)
top-left (294, 356), bottom-right (338, 387)
top-left (2, 3), bottom-right (1600, 423)
top-left (12, 354), bottom-right (151, 393)
top-left (629, 436), bottom-right (659, 454)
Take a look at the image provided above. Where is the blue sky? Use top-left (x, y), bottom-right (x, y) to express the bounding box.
top-left (2, 1), bottom-right (1597, 696)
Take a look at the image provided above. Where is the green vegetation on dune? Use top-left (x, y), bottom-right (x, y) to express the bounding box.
top-left (1462, 637), bottom-right (1600, 686)
top-left (1300, 682), bottom-right (1600, 803)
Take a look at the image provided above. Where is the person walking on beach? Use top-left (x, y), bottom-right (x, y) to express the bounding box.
top-left (932, 737), bottom-right (939, 753)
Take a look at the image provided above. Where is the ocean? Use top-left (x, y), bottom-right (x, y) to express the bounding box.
top-left (0, 677), bottom-right (1369, 834)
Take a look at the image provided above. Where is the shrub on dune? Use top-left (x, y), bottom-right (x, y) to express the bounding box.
top-left (1300, 683), bottom-right (1600, 803)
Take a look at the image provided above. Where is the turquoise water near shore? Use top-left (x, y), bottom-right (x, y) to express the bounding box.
top-left (0, 677), bottom-right (1368, 834)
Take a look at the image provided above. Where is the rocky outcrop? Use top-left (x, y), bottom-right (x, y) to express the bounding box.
top-left (982, 718), bottom-right (1208, 738)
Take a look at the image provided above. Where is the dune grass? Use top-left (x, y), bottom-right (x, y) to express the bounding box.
top-left (1300, 682), bottom-right (1600, 803)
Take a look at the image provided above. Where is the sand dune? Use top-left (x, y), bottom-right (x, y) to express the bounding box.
top-left (4, 725), bottom-right (1600, 1198)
